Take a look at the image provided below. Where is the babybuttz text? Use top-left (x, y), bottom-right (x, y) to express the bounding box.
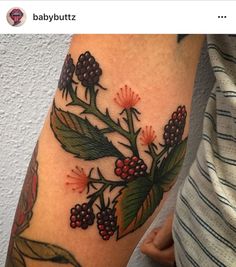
top-left (33, 13), bottom-right (76, 22)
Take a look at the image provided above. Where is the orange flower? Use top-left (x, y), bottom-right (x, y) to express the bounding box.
top-left (66, 166), bottom-right (88, 193)
top-left (140, 126), bottom-right (157, 146)
top-left (114, 85), bottom-right (140, 109)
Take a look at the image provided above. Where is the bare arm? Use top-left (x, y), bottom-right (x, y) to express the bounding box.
top-left (6, 34), bottom-right (204, 267)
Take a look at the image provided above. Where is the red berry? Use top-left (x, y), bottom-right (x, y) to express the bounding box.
top-left (128, 169), bottom-right (135, 175)
top-left (132, 156), bottom-right (138, 162)
top-left (121, 172), bottom-right (128, 179)
top-left (116, 159), bottom-right (124, 168)
top-left (124, 158), bottom-right (131, 165)
top-left (114, 157), bottom-right (148, 180)
top-left (122, 166), bottom-right (129, 173)
top-left (129, 161), bottom-right (135, 167)
top-left (115, 168), bottom-right (122, 176)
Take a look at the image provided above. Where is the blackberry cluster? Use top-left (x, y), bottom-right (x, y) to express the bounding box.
top-left (163, 105), bottom-right (187, 147)
top-left (96, 208), bottom-right (117, 240)
top-left (75, 51), bottom-right (102, 87)
top-left (115, 156), bottom-right (147, 181)
top-left (58, 54), bottom-right (75, 90)
top-left (70, 203), bottom-right (95, 229)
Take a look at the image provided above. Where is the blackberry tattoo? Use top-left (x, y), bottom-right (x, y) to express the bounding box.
top-left (163, 105), bottom-right (187, 147)
top-left (58, 54), bottom-right (75, 99)
top-left (51, 51), bottom-right (188, 241)
top-left (70, 203), bottom-right (95, 229)
top-left (97, 207), bottom-right (117, 240)
top-left (75, 51), bottom-right (102, 87)
top-left (115, 156), bottom-right (147, 181)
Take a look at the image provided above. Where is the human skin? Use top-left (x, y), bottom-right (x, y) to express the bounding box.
top-left (141, 212), bottom-right (175, 266)
top-left (6, 34), bottom-right (204, 267)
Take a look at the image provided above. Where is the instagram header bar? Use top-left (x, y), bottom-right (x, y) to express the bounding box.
top-left (1, 1), bottom-right (236, 33)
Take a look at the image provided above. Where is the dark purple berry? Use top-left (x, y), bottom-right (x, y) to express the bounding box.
top-left (96, 208), bottom-right (117, 241)
top-left (75, 51), bottom-right (102, 87)
top-left (70, 203), bottom-right (95, 230)
top-left (58, 54), bottom-right (75, 91)
top-left (163, 105), bottom-right (187, 147)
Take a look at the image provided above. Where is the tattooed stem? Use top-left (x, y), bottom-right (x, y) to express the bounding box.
top-left (88, 184), bottom-right (108, 206)
top-left (155, 146), bottom-right (169, 162)
top-left (125, 109), bottom-right (139, 156)
top-left (89, 177), bottom-right (126, 187)
top-left (89, 86), bottom-right (97, 106)
top-left (149, 144), bottom-right (158, 180)
top-left (87, 176), bottom-right (126, 206)
top-left (67, 84), bottom-right (90, 110)
top-left (149, 144), bottom-right (168, 181)
top-left (99, 194), bottom-right (105, 208)
top-left (67, 84), bottom-right (138, 155)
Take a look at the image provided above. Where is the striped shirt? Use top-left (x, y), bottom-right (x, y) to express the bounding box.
top-left (173, 35), bottom-right (236, 266)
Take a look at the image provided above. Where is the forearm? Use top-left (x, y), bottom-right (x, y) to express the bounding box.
top-left (6, 34), bottom-right (204, 267)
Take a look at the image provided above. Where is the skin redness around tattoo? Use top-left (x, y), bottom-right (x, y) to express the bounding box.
top-left (50, 51), bottom-right (188, 241)
top-left (6, 143), bottom-right (81, 267)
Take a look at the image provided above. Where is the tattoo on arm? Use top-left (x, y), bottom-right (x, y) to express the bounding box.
top-left (51, 51), bottom-right (188, 240)
top-left (6, 50), bottom-right (188, 267)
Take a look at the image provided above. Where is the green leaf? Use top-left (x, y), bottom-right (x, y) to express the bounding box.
top-left (50, 102), bottom-right (122, 160)
top-left (15, 236), bottom-right (81, 267)
top-left (115, 178), bottom-right (163, 239)
top-left (8, 246), bottom-right (26, 267)
top-left (157, 138), bottom-right (188, 191)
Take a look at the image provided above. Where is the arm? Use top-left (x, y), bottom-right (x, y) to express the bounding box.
top-left (5, 34), bottom-right (204, 267)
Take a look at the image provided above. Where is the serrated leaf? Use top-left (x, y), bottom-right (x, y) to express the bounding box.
top-left (115, 178), bottom-right (163, 239)
top-left (8, 246), bottom-right (26, 267)
top-left (50, 102), bottom-right (122, 160)
top-left (15, 236), bottom-right (81, 267)
top-left (157, 138), bottom-right (187, 191)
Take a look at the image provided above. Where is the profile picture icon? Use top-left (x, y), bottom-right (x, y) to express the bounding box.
top-left (7, 7), bottom-right (26, 27)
